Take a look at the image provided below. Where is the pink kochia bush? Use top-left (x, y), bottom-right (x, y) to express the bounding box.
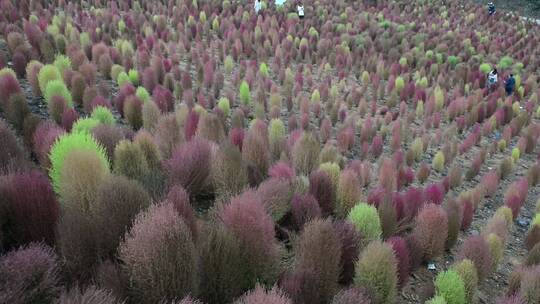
top-left (0, 243), bottom-right (60, 303)
top-left (219, 190), bottom-right (282, 287)
top-left (234, 285), bottom-right (292, 304)
top-left (334, 220), bottom-right (362, 285)
top-left (414, 204), bottom-right (448, 261)
top-left (457, 235), bottom-right (493, 281)
top-left (387, 236), bottom-right (411, 287)
top-left (119, 201), bottom-right (198, 303)
top-left (32, 120), bottom-right (65, 167)
top-left (0, 171), bottom-right (59, 249)
top-left (165, 137), bottom-right (212, 197)
top-left (309, 170), bottom-right (336, 216)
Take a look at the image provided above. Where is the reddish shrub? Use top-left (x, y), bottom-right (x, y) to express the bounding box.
top-left (235, 285), bottom-right (292, 304)
top-left (414, 204), bottom-right (448, 261)
top-left (0, 119), bottom-right (29, 173)
top-left (269, 162), bottom-right (296, 181)
top-left (445, 198), bottom-right (463, 250)
top-left (184, 110), bottom-right (200, 141)
top-left (0, 243), bottom-right (60, 303)
top-left (142, 67), bottom-right (158, 93)
top-left (230, 127), bottom-right (245, 151)
top-left (152, 85), bottom-right (174, 112)
top-left (114, 83), bottom-right (136, 116)
top-left (309, 170), bottom-right (336, 216)
top-left (387, 236), bottom-right (411, 287)
top-left (91, 124), bottom-right (126, 160)
top-left (257, 178), bottom-right (294, 222)
top-left (333, 220), bottom-right (362, 285)
top-left (291, 193), bottom-right (321, 230)
top-left (219, 190), bottom-right (281, 286)
top-left (165, 137), bottom-right (212, 197)
top-left (243, 129), bottom-right (271, 186)
top-left (496, 295), bottom-right (526, 304)
top-left (12, 51), bottom-right (28, 78)
top-left (162, 185), bottom-right (197, 240)
top-left (416, 163), bottom-right (431, 184)
top-left (0, 74), bottom-right (22, 103)
top-left (61, 108), bottom-right (79, 132)
top-left (330, 287), bottom-right (372, 304)
top-left (379, 158), bottom-right (397, 192)
top-left (32, 121), bottom-right (65, 167)
top-left (294, 219), bottom-right (342, 304)
top-left (481, 170), bottom-right (500, 197)
top-left (459, 197), bottom-right (474, 230)
top-left (279, 270), bottom-right (321, 304)
top-left (57, 285), bottom-right (123, 303)
top-left (424, 183), bottom-right (444, 205)
top-left (337, 126), bottom-right (355, 152)
top-left (405, 233), bottom-right (423, 271)
top-left (457, 235), bottom-right (493, 281)
top-left (403, 187), bottom-right (425, 220)
top-left (119, 202), bottom-right (198, 303)
top-left (371, 134), bottom-right (383, 159)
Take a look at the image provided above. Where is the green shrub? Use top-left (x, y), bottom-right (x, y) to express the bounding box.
top-left (91, 106), bottom-right (115, 125)
top-left (38, 65), bottom-right (62, 96)
top-left (136, 87), bottom-right (150, 103)
top-left (531, 213), bottom-right (540, 229)
top-left (347, 203), bottom-right (382, 241)
top-left (318, 162), bottom-right (340, 189)
top-left (485, 233), bottom-right (503, 271)
top-left (479, 63), bottom-right (491, 74)
top-left (292, 132), bottom-right (320, 176)
top-left (354, 241), bottom-right (398, 304)
top-left (498, 56), bottom-right (513, 69)
top-left (416, 101), bottom-right (424, 118)
top-left (113, 139), bottom-right (150, 181)
top-left (494, 206), bottom-right (514, 228)
top-left (259, 63), bottom-right (269, 78)
top-left (224, 56), bottom-right (234, 74)
top-left (218, 97), bottom-right (230, 117)
top-left (452, 259), bottom-right (478, 304)
top-left (511, 147), bottom-right (520, 162)
top-left (49, 132), bottom-right (110, 195)
top-left (128, 69), bottom-right (139, 85)
top-left (447, 56), bottom-right (459, 67)
top-left (435, 270), bottom-right (466, 304)
top-left (268, 119), bottom-right (285, 160)
top-left (72, 118), bottom-right (101, 134)
top-left (110, 64), bottom-right (124, 81)
top-left (395, 76), bottom-right (405, 92)
top-left (44, 80), bottom-right (73, 106)
top-left (117, 71), bottom-right (130, 87)
top-left (433, 151), bottom-right (445, 172)
top-left (53, 54), bottom-right (72, 76)
top-left (426, 296), bottom-right (447, 304)
top-left (239, 81), bottom-right (250, 105)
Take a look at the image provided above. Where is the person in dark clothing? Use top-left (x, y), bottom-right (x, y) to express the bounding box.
top-left (505, 74), bottom-right (516, 96)
top-left (488, 2), bottom-right (496, 15)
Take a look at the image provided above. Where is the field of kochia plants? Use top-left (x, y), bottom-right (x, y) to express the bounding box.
top-left (0, 0), bottom-right (540, 303)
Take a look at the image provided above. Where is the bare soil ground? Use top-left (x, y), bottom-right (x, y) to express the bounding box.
top-left (472, 0), bottom-right (540, 19)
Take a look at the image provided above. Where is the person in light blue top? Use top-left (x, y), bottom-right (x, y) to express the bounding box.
top-left (254, 0), bottom-right (261, 14)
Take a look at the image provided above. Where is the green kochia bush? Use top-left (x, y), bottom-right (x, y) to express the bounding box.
top-left (49, 132), bottom-right (110, 195)
top-left (72, 118), bottom-right (101, 134)
top-left (38, 65), bottom-right (62, 96)
top-left (347, 203), bottom-right (382, 241)
top-left (354, 241), bottom-right (398, 304)
top-left (91, 106), bottom-right (115, 124)
top-left (44, 80), bottom-right (73, 106)
top-left (239, 80), bottom-right (251, 105)
top-left (434, 270), bottom-right (466, 304)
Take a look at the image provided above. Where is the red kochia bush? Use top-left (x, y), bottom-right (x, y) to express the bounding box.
top-left (269, 162), bottom-right (296, 181)
top-left (0, 171), bottom-right (59, 249)
top-left (387, 236), bottom-right (411, 287)
top-left (61, 108), bottom-right (79, 132)
top-left (165, 137), bottom-right (212, 196)
top-left (330, 287), bottom-right (372, 304)
top-left (32, 120), bottom-right (65, 167)
top-left (234, 285), bottom-right (292, 304)
top-left (334, 220), bottom-right (362, 285)
top-left (414, 204), bottom-right (448, 261)
top-left (219, 190), bottom-right (281, 286)
top-left (293, 219), bottom-right (342, 304)
top-left (291, 193), bottom-right (322, 230)
top-left (309, 169), bottom-right (336, 216)
top-left (184, 110), bottom-right (200, 141)
top-left (162, 185), bottom-right (197, 240)
top-left (424, 183), bottom-right (444, 205)
top-left (457, 235), bottom-right (493, 281)
top-left (0, 243), bottom-right (60, 304)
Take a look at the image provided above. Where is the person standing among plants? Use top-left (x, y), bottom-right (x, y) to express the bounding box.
top-left (297, 2), bottom-right (305, 19)
top-left (488, 68), bottom-right (498, 91)
top-left (255, 0), bottom-right (262, 14)
top-left (505, 74), bottom-right (516, 96)
top-left (488, 2), bottom-right (496, 16)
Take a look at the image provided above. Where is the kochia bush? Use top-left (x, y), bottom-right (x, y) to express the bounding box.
top-left (414, 204), bottom-right (448, 261)
top-left (434, 270), bottom-right (466, 304)
top-left (38, 64), bottom-right (62, 96)
top-left (347, 203), bottom-right (382, 241)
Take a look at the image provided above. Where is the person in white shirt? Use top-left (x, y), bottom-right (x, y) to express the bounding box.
top-left (488, 68), bottom-right (498, 91)
top-left (254, 0), bottom-right (261, 14)
top-left (297, 3), bottom-right (304, 19)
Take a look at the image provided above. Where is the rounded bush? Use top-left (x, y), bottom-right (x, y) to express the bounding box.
top-left (113, 140), bottom-right (150, 182)
top-left (136, 86), bottom-right (151, 103)
top-left (72, 117), bottom-right (101, 134)
top-left (432, 151), bottom-right (445, 172)
top-left (330, 287), bottom-right (372, 304)
top-left (457, 235), bottom-right (493, 281)
top-left (53, 54), bottom-right (72, 75)
top-left (354, 241), bottom-right (398, 304)
top-left (452, 259), bottom-right (478, 304)
top-left (119, 202), bottom-right (198, 303)
top-left (435, 270), bottom-right (466, 304)
top-left (44, 79), bottom-right (73, 106)
top-left (57, 285), bottom-right (122, 304)
top-left (414, 204), bottom-right (448, 261)
top-left (234, 285), bottom-right (292, 304)
top-left (239, 80), bottom-right (251, 105)
top-left (347, 203), bottom-right (382, 241)
top-left (91, 106), bottom-right (115, 124)
top-left (38, 64), bottom-right (62, 96)
top-left (49, 132), bottom-right (110, 195)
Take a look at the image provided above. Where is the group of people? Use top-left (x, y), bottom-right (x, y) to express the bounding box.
top-left (488, 69), bottom-right (516, 96)
top-left (254, 0), bottom-right (304, 19)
